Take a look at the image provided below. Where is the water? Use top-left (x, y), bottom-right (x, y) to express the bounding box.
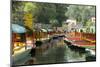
top-left (13, 36), bottom-right (95, 65)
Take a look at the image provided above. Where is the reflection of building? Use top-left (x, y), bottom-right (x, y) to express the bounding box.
top-left (63, 19), bottom-right (76, 32)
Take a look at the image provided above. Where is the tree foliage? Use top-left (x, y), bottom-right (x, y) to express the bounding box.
top-left (30, 3), bottom-right (68, 26)
top-left (12, 1), bottom-right (68, 27)
top-left (65, 5), bottom-right (96, 26)
top-left (12, 1), bottom-right (95, 27)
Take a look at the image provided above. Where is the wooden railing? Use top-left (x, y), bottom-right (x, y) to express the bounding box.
top-left (68, 32), bottom-right (96, 43)
top-left (82, 33), bottom-right (96, 43)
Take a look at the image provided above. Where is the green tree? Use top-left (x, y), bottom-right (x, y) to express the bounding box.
top-left (55, 4), bottom-right (68, 27)
top-left (12, 1), bottom-right (25, 26)
top-left (12, 2), bottom-right (69, 27)
top-left (26, 2), bottom-right (68, 27)
top-left (65, 5), bottom-right (96, 26)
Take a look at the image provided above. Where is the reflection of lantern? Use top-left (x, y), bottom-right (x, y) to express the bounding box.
top-left (14, 42), bottom-right (25, 48)
top-left (16, 36), bottom-right (20, 39)
top-left (26, 40), bottom-right (33, 49)
top-left (26, 40), bottom-right (33, 46)
top-left (26, 40), bottom-right (32, 44)
top-left (14, 43), bottom-right (17, 47)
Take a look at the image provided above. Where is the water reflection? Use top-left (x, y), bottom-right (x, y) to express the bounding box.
top-left (13, 35), bottom-right (96, 65)
top-left (34, 36), bottom-right (91, 64)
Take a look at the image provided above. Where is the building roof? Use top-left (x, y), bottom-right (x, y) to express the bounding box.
top-left (74, 23), bottom-right (83, 29)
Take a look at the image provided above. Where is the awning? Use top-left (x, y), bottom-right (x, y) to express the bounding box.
top-left (47, 29), bottom-right (53, 32)
top-left (41, 29), bottom-right (47, 32)
top-left (12, 24), bottom-right (26, 33)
